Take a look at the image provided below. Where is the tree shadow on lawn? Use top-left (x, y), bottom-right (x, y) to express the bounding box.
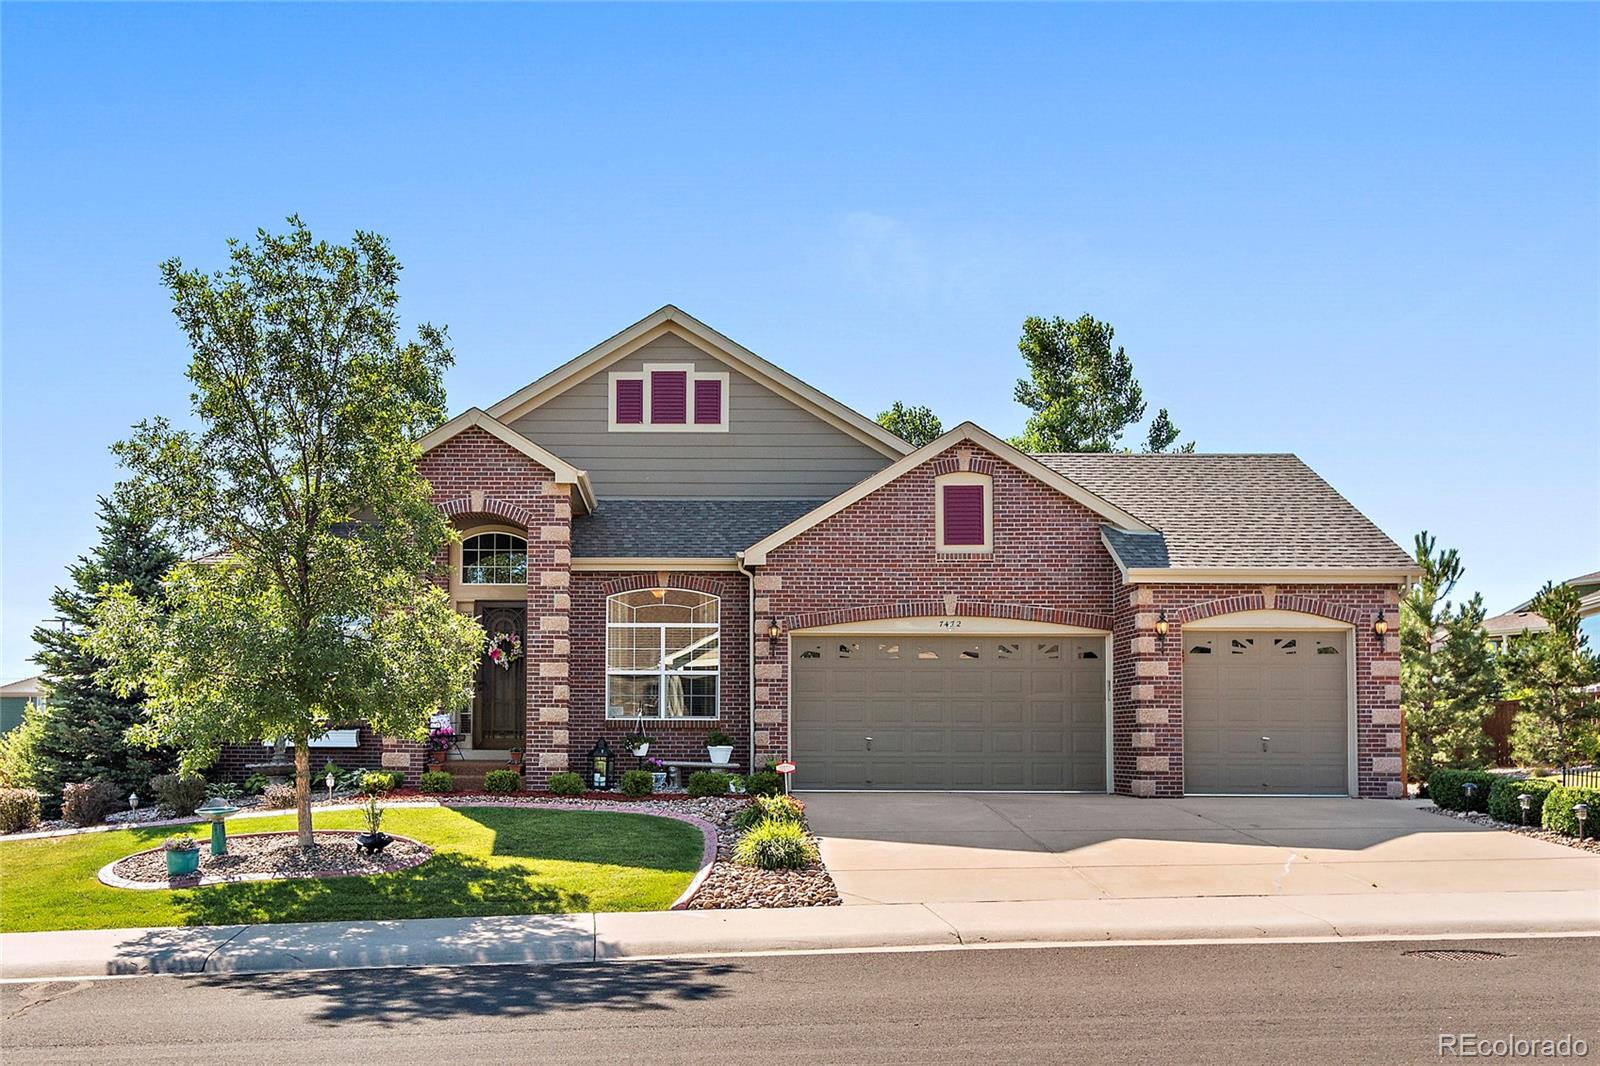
top-left (452, 805), bottom-right (705, 871)
top-left (210, 957), bottom-right (740, 1026)
top-left (173, 852), bottom-right (591, 928)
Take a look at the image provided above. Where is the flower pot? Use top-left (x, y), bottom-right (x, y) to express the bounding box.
top-left (355, 831), bottom-right (393, 856)
top-left (707, 745), bottom-right (733, 765)
top-left (651, 772), bottom-right (668, 791)
top-left (165, 847), bottom-right (200, 877)
top-left (630, 743), bottom-right (650, 757)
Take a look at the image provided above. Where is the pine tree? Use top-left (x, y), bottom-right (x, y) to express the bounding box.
top-left (1401, 532), bottom-right (1500, 780)
top-left (29, 496), bottom-right (180, 814)
top-left (1504, 582), bottom-right (1600, 772)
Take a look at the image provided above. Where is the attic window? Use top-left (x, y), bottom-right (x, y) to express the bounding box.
top-left (609, 364), bottom-right (729, 432)
top-left (935, 471), bottom-right (993, 553)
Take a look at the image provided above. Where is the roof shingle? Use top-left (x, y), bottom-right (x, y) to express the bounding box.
top-left (573, 499), bottom-right (828, 558)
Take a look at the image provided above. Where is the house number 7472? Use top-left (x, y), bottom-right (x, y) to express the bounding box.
top-left (938, 619), bottom-right (962, 629)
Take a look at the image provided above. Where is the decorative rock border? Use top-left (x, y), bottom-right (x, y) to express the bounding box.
top-left (98, 831), bottom-right (434, 890)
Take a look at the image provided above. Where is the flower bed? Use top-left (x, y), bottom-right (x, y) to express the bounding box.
top-left (102, 831), bottom-right (432, 889)
top-left (1425, 807), bottom-right (1600, 854)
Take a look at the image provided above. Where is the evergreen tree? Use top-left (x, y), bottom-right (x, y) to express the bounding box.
top-left (1400, 531), bottom-right (1500, 780)
top-left (1504, 582), bottom-right (1600, 771)
top-left (29, 496), bottom-right (181, 814)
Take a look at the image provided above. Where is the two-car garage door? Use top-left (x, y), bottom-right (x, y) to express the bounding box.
top-left (791, 635), bottom-right (1106, 791)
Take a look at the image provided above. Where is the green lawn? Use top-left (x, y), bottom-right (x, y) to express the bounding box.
top-left (0, 806), bottom-right (704, 933)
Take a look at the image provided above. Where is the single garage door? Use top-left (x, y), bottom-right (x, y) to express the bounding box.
top-left (791, 635), bottom-right (1106, 790)
top-left (1183, 631), bottom-right (1348, 795)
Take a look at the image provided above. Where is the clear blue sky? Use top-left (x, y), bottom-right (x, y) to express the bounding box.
top-left (4, 3), bottom-right (1597, 682)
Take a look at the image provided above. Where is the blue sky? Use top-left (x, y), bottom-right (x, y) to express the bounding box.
top-left (3, 3), bottom-right (1597, 681)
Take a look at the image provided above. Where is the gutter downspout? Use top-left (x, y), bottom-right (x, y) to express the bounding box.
top-left (735, 551), bottom-right (757, 773)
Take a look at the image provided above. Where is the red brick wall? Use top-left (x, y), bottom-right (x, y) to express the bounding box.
top-left (569, 570), bottom-right (752, 776)
top-left (419, 425), bottom-right (573, 786)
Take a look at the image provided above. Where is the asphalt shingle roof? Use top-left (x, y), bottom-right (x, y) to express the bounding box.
top-left (573, 499), bottom-right (829, 558)
top-left (1032, 453), bottom-right (1412, 571)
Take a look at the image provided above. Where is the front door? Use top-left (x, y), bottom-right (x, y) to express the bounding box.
top-left (474, 602), bottom-right (527, 750)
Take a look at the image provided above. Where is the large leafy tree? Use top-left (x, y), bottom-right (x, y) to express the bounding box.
top-left (876, 401), bottom-right (943, 447)
top-left (28, 496), bottom-right (181, 815)
top-left (1503, 582), bottom-right (1600, 772)
top-left (90, 218), bottom-right (484, 848)
top-left (1010, 314), bottom-right (1192, 453)
top-left (1400, 532), bottom-right (1500, 779)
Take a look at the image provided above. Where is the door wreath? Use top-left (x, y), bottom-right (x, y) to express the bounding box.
top-left (486, 631), bottom-right (523, 670)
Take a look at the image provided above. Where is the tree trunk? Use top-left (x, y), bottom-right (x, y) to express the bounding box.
top-left (294, 739), bottom-right (313, 850)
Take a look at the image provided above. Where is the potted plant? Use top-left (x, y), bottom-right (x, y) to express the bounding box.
top-left (706, 729), bottom-right (734, 766)
top-left (643, 755), bottom-right (668, 791)
top-left (624, 730), bottom-right (652, 757)
top-left (164, 834), bottom-right (201, 877)
top-left (428, 723), bottom-right (455, 767)
top-left (355, 795), bottom-right (392, 855)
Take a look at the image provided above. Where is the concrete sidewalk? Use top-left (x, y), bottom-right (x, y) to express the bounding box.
top-left (4, 888), bottom-right (1596, 980)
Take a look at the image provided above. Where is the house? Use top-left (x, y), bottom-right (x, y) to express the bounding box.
top-left (1482, 570), bottom-right (1600, 646)
top-left (227, 306), bottom-right (1418, 798)
top-left (0, 676), bottom-right (45, 735)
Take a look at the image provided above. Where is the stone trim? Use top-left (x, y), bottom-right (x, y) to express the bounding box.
top-left (1178, 592), bottom-right (1361, 627)
top-left (784, 600), bottom-right (1113, 633)
top-left (437, 494), bottom-right (533, 528)
top-left (600, 572), bottom-right (726, 596)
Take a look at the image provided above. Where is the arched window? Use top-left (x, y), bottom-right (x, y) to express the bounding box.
top-left (606, 589), bottom-right (720, 718)
top-left (461, 531), bottom-right (527, 585)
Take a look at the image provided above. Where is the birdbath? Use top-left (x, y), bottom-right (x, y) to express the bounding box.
top-left (194, 800), bottom-right (241, 856)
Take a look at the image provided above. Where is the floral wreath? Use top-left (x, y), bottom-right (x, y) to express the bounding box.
top-left (486, 631), bottom-right (524, 671)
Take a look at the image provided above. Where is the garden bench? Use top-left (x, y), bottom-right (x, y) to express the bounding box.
top-left (658, 759), bottom-right (743, 787)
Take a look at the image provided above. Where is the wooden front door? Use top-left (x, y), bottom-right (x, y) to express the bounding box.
top-left (474, 602), bottom-right (527, 750)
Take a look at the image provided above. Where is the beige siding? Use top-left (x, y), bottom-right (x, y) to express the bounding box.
top-left (509, 334), bottom-right (893, 498)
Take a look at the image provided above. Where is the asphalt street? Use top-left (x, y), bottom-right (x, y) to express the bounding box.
top-left (3, 937), bottom-right (1594, 1065)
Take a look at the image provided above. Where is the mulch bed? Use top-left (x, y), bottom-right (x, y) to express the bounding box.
top-left (107, 831), bottom-right (432, 888)
top-left (1425, 806), bottom-right (1600, 854)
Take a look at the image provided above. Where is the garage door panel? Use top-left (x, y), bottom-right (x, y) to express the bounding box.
top-left (1184, 631), bottom-right (1347, 795)
top-left (794, 634), bottom-right (1105, 790)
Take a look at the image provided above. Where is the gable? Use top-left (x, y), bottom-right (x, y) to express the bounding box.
top-left (504, 329), bottom-right (897, 499)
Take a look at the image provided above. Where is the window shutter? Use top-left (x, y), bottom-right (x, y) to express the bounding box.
top-left (942, 484), bottom-right (986, 546)
top-left (693, 378), bottom-right (722, 425)
top-left (651, 371), bottom-right (687, 424)
top-left (615, 378), bottom-right (644, 424)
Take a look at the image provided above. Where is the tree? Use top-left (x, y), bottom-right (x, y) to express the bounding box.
top-left (1503, 582), bottom-right (1600, 772)
top-left (1010, 314), bottom-right (1192, 453)
top-left (1400, 532), bottom-right (1500, 780)
top-left (876, 402), bottom-right (943, 447)
top-left (27, 496), bottom-right (181, 814)
top-left (90, 218), bottom-right (484, 849)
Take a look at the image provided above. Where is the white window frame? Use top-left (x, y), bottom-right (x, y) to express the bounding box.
top-left (456, 527), bottom-right (530, 588)
top-left (605, 590), bottom-right (722, 719)
top-left (607, 363), bottom-right (729, 432)
top-left (934, 471), bottom-right (993, 554)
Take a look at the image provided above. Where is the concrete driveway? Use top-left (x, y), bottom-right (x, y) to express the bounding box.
top-left (801, 793), bottom-right (1600, 906)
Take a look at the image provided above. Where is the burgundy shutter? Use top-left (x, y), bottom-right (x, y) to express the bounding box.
top-left (651, 370), bottom-right (687, 424)
top-left (942, 484), bottom-right (986, 546)
top-left (693, 378), bottom-right (722, 425)
top-left (615, 378), bottom-right (644, 424)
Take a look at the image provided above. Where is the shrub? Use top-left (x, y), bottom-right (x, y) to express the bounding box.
top-left (260, 783), bottom-right (298, 809)
top-left (733, 819), bottom-right (817, 870)
top-left (686, 770), bottom-right (734, 798)
top-left (61, 779), bottom-right (120, 825)
top-left (150, 773), bottom-right (208, 816)
top-left (733, 793), bottom-right (806, 831)
top-left (419, 771), bottom-right (455, 794)
top-left (1542, 785), bottom-right (1600, 837)
top-left (619, 769), bottom-right (654, 797)
top-left (705, 729), bottom-right (733, 748)
top-left (360, 770), bottom-right (402, 795)
top-left (242, 772), bottom-right (269, 795)
top-left (207, 782), bottom-right (243, 802)
top-left (548, 772), bottom-right (584, 796)
top-left (744, 770), bottom-right (783, 797)
top-left (0, 700), bottom-right (47, 789)
top-left (0, 788), bottom-right (42, 833)
top-left (1487, 776), bottom-right (1559, 824)
top-left (483, 769), bottom-right (522, 794)
top-left (1427, 768), bottom-right (1498, 812)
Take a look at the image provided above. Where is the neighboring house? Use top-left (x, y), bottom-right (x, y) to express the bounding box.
top-left (219, 306), bottom-right (1417, 798)
top-left (1482, 570), bottom-right (1600, 646)
top-left (0, 676), bottom-right (45, 734)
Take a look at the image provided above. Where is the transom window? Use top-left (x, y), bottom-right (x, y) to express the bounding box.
top-left (606, 589), bottom-right (720, 718)
top-left (461, 532), bottom-right (527, 585)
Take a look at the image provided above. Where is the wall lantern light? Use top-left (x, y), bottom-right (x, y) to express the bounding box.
top-left (1373, 610), bottom-right (1389, 643)
top-left (1154, 611), bottom-right (1169, 647)
top-left (767, 620), bottom-right (784, 648)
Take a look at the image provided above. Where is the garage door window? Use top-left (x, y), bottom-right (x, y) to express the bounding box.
top-left (606, 589), bottom-right (720, 718)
